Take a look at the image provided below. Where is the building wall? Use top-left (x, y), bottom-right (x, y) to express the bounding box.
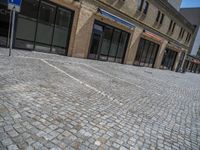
top-left (191, 26), bottom-right (200, 56)
top-left (180, 8), bottom-right (200, 56)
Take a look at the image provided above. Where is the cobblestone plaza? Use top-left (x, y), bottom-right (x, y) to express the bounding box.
top-left (0, 48), bottom-right (200, 150)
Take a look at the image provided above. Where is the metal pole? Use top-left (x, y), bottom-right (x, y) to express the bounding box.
top-left (7, 10), bottom-right (12, 48)
top-left (9, 9), bottom-right (15, 56)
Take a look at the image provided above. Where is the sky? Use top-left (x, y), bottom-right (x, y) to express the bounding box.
top-left (181, 0), bottom-right (200, 8)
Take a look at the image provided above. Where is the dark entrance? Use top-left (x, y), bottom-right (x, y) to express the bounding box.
top-left (88, 21), bottom-right (130, 63)
top-left (161, 49), bottom-right (178, 70)
top-left (134, 38), bottom-right (160, 68)
top-left (1, 0), bottom-right (74, 55)
top-left (0, 3), bottom-right (10, 47)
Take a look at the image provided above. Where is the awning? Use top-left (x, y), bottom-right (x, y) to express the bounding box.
top-left (143, 30), bottom-right (162, 42)
top-left (98, 8), bottom-right (135, 29)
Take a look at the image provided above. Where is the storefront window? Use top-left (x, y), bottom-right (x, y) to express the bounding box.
top-left (161, 49), bottom-right (178, 70)
top-left (134, 38), bottom-right (159, 67)
top-left (15, 0), bottom-right (74, 54)
top-left (116, 32), bottom-right (128, 63)
top-left (89, 21), bottom-right (129, 63)
top-left (108, 29), bottom-right (121, 61)
top-left (100, 26), bottom-right (113, 60)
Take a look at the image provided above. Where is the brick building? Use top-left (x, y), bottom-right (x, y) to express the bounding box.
top-left (0, 0), bottom-right (196, 72)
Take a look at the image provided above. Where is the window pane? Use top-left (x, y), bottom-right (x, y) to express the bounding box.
top-left (116, 32), bottom-right (128, 60)
top-left (55, 8), bottom-right (72, 27)
top-left (145, 42), bottom-right (154, 66)
top-left (52, 27), bottom-right (68, 47)
top-left (109, 29), bottom-right (121, 57)
top-left (38, 2), bottom-right (56, 24)
top-left (149, 44), bottom-right (159, 66)
top-left (36, 23), bottom-right (54, 45)
top-left (140, 40), bottom-right (149, 63)
top-left (16, 17), bottom-right (36, 41)
top-left (20, 0), bottom-right (39, 19)
top-left (100, 26), bottom-right (113, 58)
top-left (52, 7), bottom-right (73, 48)
top-left (135, 38), bottom-right (145, 64)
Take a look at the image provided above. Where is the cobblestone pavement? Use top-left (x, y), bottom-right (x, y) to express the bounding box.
top-left (0, 48), bottom-right (200, 150)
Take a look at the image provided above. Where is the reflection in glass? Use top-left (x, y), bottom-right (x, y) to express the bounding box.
top-left (134, 38), bottom-right (159, 67)
top-left (100, 26), bottom-right (113, 60)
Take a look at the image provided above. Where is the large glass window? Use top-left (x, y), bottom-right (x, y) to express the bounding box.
top-left (161, 49), bottom-right (178, 70)
top-left (134, 38), bottom-right (159, 68)
top-left (100, 26), bottom-right (113, 60)
top-left (15, 0), bottom-right (74, 55)
top-left (15, 0), bottom-right (39, 49)
top-left (52, 8), bottom-right (73, 55)
top-left (116, 32), bottom-right (129, 63)
top-left (35, 2), bottom-right (56, 52)
top-left (89, 21), bottom-right (130, 63)
top-left (108, 29), bottom-right (121, 61)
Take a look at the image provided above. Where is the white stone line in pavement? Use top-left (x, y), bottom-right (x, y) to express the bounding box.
top-left (13, 55), bottom-right (162, 96)
top-left (80, 63), bottom-right (145, 90)
top-left (41, 59), bottom-right (116, 101)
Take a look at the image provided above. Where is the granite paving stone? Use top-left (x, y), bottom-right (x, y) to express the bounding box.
top-left (0, 48), bottom-right (200, 149)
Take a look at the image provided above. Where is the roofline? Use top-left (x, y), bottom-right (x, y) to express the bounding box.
top-left (180, 7), bottom-right (200, 9)
top-left (155, 0), bottom-right (195, 32)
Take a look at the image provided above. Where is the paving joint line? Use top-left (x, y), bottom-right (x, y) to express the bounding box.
top-left (41, 59), bottom-right (116, 102)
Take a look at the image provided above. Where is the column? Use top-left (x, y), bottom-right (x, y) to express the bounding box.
top-left (124, 27), bottom-right (143, 65)
top-left (154, 39), bottom-right (168, 69)
top-left (71, 4), bottom-right (95, 58)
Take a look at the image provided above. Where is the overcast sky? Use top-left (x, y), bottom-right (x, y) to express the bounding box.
top-left (181, 0), bottom-right (200, 8)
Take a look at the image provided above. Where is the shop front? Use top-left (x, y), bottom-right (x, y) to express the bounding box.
top-left (88, 21), bottom-right (130, 63)
top-left (134, 38), bottom-right (160, 68)
top-left (0, 0), bottom-right (74, 55)
top-left (160, 48), bottom-right (178, 70)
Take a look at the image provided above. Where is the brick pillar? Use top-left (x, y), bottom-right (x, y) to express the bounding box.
top-left (124, 27), bottom-right (143, 65)
top-left (154, 40), bottom-right (168, 69)
top-left (72, 5), bottom-right (95, 58)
